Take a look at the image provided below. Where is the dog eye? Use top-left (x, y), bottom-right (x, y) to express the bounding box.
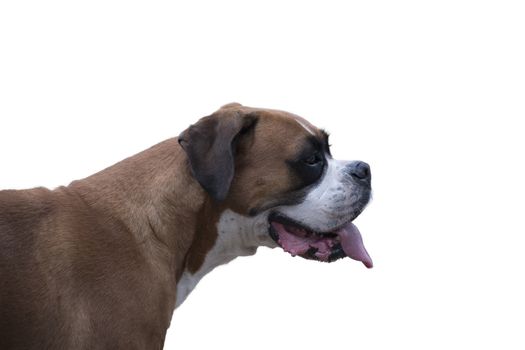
top-left (303, 153), bottom-right (322, 166)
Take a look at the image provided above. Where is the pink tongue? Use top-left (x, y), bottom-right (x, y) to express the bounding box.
top-left (337, 223), bottom-right (373, 268)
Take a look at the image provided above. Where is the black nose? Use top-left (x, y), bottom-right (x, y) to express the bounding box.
top-left (347, 161), bottom-right (371, 183)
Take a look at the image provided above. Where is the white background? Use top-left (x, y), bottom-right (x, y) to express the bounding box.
top-left (1, 1), bottom-right (524, 349)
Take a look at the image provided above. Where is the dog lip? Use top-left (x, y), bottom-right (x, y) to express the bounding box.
top-left (268, 211), bottom-right (356, 236)
top-left (267, 212), bottom-right (348, 262)
top-left (268, 221), bottom-right (280, 242)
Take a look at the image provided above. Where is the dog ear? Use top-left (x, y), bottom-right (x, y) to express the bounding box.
top-left (178, 108), bottom-right (258, 202)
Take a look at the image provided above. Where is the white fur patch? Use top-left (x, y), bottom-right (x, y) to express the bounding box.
top-left (295, 119), bottom-right (315, 135)
top-left (277, 159), bottom-right (362, 232)
top-left (175, 210), bottom-right (276, 308)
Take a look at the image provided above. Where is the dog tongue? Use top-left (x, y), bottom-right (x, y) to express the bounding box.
top-left (337, 222), bottom-right (373, 268)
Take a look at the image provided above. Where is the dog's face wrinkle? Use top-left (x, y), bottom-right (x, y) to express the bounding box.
top-left (246, 150), bottom-right (334, 217)
top-left (235, 129), bottom-right (333, 218)
top-left (274, 158), bottom-right (371, 233)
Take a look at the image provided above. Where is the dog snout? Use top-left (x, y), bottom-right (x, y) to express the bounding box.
top-left (345, 161), bottom-right (371, 184)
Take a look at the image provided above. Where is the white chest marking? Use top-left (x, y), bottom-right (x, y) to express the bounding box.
top-left (175, 209), bottom-right (276, 308)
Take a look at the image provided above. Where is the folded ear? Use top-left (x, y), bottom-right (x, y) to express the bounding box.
top-left (178, 108), bottom-right (258, 202)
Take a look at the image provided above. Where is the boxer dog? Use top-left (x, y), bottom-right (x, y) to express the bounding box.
top-left (0, 103), bottom-right (372, 349)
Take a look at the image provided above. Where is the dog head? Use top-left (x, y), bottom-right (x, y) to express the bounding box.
top-left (179, 103), bottom-right (372, 267)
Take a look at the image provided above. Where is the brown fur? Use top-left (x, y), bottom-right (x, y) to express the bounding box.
top-left (0, 104), bottom-right (320, 349)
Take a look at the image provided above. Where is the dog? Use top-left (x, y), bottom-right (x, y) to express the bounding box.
top-left (0, 103), bottom-right (372, 349)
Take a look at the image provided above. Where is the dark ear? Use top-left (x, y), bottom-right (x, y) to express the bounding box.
top-left (178, 110), bottom-right (258, 201)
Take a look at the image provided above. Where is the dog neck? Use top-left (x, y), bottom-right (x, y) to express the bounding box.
top-left (69, 138), bottom-right (275, 311)
top-left (70, 139), bottom-right (201, 262)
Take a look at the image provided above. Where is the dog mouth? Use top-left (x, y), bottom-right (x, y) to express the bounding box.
top-left (268, 213), bottom-right (373, 268)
